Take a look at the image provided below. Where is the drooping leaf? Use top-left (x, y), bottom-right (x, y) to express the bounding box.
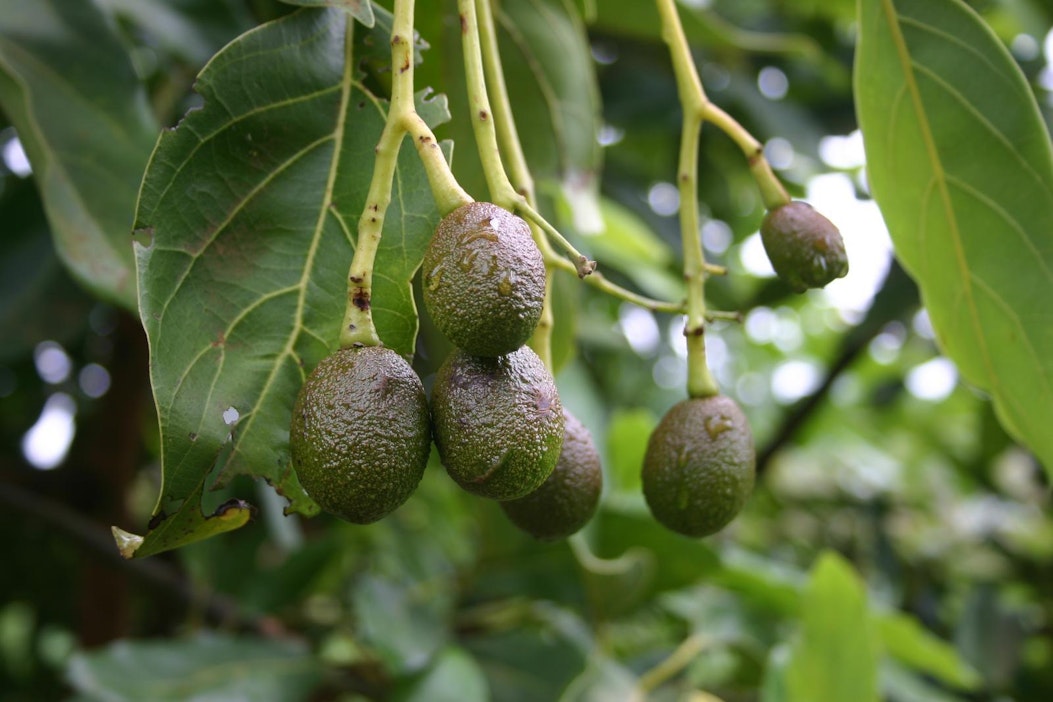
top-left (0, 0), bottom-right (158, 309)
top-left (0, 178), bottom-right (92, 363)
top-left (783, 551), bottom-right (880, 702)
top-left (65, 633), bottom-right (323, 702)
top-left (126, 8), bottom-right (448, 557)
top-left (855, 0), bottom-right (1053, 472)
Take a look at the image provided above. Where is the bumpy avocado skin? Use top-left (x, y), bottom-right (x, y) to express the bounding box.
top-left (431, 346), bottom-right (564, 500)
top-left (422, 202), bottom-right (546, 357)
top-left (290, 346), bottom-right (430, 524)
top-left (500, 410), bottom-right (602, 541)
top-left (760, 201), bottom-right (848, 292)
top-left (642, 395), bottom-right (755, 538)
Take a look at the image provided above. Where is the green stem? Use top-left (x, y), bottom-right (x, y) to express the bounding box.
top-left (636, 634), bottom-right (712, 694)
top-left (657, 0), bottom-right (719, 398)
top-left (401, 111), bottom-right (473, 216)
top-left (701, 103), bottom-right (789, 209)
top-left (457, 0), bottom-right (596, 278)
top-left (475, 0), bottom-right (553, 368)
top-left (340, 0), bottom-right (416, 347)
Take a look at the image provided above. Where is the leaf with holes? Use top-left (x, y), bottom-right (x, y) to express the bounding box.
top-left (855, 0), bottom-right (1053, 472)
top-left (125, 8), bottom-right (448, 557)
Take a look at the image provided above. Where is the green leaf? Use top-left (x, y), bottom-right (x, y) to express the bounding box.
top-left (0, 0), bottom-right (158, 309)
top-left (128, 8), bottom-right (447, 556)
top-left (783, 551), bottom-right (879, 702)
top-left (281, 0), bottom-right (375, 28)
top-left (604, 407), bottom-right (657, 494)
top-left (877, 612), bottom-right (981, 690)
top-left (96, 0), bottom-right (256, 66)
top-left (498, 0), bottom-right (603, 229)
top-left (66, 633), bottom-right (323, 702)
top-left (396, 646), bottom-right (490, 702)
top-left (0, 178), bottom-right (91, 363)
top-left (855, 0), bottom-right (1053, 472)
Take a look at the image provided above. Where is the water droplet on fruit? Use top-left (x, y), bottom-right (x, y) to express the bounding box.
top-left (498, 272), bottom-right (514, 296)
top-left (704, 414), bottom-right (733, 439)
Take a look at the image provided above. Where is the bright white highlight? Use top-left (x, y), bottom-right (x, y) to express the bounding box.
top-left (620, 305), bottom-right (660, 355)
top-left (905, 357), bottom-right (958, 401)
top-left (22, 393), bottom-right (77, 470)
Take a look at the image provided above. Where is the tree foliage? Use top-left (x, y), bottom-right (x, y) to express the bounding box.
top-left (2, 0), bottom-right (1052, 700)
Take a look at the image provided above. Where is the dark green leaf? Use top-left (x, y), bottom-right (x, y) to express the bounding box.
top-left (0, 178), bottom-right (91, 362)
top-left (498, 0), bottom-right (602, 228)
top-left (127, 8), bottom-right (447, 556)
top-left (0, 0), bottom-right (158, 309)
top-left (66, 633), bottom-right (324, 702)
top-left (855, 0), bottom-right (1053, 472)
top-left (97, 0), bottom-right (256, 66)
top-left (783, 551), bottom-right (879, 702)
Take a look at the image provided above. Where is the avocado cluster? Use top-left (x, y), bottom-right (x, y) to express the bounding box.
top-left (425, 203), bottom-right (601, 539)
top-left (290, 202), bottom-right (602, 540)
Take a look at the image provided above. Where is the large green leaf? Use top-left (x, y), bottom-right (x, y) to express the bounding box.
top-left (66, 633), bottom-right (323, 702)
top-left (126, 8), bottom-right (448, 557)
top-left (855, 0), bottom-right (1053, 472)
top-left (782, 552), bottom-right (880, 702)
top-left (0, 0), bottom-right (158, 309)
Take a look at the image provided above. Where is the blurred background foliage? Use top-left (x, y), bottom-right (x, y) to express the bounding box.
top-left (1, 0), bottom-right (1052, 700)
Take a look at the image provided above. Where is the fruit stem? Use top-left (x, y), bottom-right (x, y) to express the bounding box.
top-left (402, 111), bottom-right (474, 216)
top-left (656, 0), bottom-right (720, 399)
top-left (341, 0), bottom-right (471, 349)
top-left (457, 0), bottom-right (596, 279)
top-left (654, 0), bottom-right (790, 212)
top-left (475, 0), bottom-right (554, 369)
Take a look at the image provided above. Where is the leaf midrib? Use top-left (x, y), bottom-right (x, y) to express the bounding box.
top-left (879, 0), bottom-right (998, 393)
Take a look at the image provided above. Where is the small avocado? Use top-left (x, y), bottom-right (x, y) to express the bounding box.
top-left (422, 202), bottom-right (546, 357)
top-left (760, 201), bottom-right (848, 292)
top-left (500, 409), bottom-right (602, 541)
top-left (431, 346), bottom-right (564, 500)
top-left (642, 395), bottom-right (755, 538)
top-left (290, 346), bottom-right (430, 524)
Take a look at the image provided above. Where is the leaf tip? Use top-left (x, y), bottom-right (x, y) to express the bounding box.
top-left (111, 526), bottom-right (144, 559)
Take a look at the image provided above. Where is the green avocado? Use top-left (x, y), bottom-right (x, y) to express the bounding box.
top-left (760, 200), bottom-right (849, 292)
top-left (431, 346), bottom-right (564, 500)
top-left (422, 201), bottom-right (546, 357)
top-left (642, 395), bottom-right (755, 538)
top-left (500, 409), bottom-right (603, 541)
top-left (289, 346), bottom-right (430, 524)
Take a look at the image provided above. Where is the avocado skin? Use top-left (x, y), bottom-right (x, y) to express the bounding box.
top-left (422, 202), bottom-right (546, 357)
top-left (431, 346), bottom-right (564, 500)
top-left (760, 201), bottom-right (848, 292)
top-left (500, 410), bottom-right (602, 541)
top-left (290, 346), bottom-right (430, 524)
top-left (642, 395), bottom-right (755, 538)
